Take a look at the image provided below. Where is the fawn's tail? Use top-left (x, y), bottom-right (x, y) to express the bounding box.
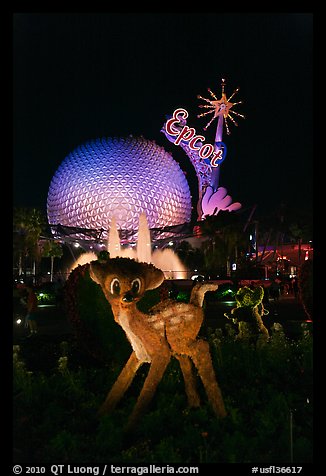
top-left (189, 283), bottom-right (219, 308)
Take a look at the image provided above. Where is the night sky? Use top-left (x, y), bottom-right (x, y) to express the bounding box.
top-left (13, 13), bottom-right (313, 220)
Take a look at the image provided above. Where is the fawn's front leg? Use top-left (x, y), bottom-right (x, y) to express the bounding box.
top-left (125, 350), bottom-right (171, 433)
top-left (99, 351), bottom-right (142, 416)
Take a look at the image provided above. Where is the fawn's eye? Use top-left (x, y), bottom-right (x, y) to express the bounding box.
top-left (131, 278), bottom-right (141, 295)
top-left (110, 278), bottom-right (121, 295)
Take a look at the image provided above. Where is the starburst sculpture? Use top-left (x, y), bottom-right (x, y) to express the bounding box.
top-left (197, 78), bottom-right (245, 134)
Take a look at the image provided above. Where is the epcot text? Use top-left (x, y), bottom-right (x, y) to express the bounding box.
top-left (165, 108), bottom-right (227, 167)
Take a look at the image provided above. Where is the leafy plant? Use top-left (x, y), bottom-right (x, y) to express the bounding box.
top-left (64, 263), bottom-right (130, 364)
top-left (13, 324), bottom-right (313, 464)
top-left (298, 259), bottom-right (313, 320)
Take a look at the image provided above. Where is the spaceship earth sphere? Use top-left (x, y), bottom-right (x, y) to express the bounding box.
top-left (47, 136), bottom-right (192, 241)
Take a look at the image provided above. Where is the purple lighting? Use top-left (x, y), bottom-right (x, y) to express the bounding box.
top-left (47, 136), bottom-right (192, 242)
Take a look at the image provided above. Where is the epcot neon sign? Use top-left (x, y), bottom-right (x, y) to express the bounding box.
top-left (165, 108), bottom-right (227, 167)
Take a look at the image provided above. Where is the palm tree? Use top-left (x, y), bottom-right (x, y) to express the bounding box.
top-left (13, 207), bottom-right (47, 282)
top-left (258, 203), bottom-right (312, 271)
top-left (199, 212), bottom-right (248, 277)
top-left (288, 217), bottom-right (312, 267)
top-left (41, 240), bottom-right (63, 282)
top-left (175, 241), bottom-right (203, 274)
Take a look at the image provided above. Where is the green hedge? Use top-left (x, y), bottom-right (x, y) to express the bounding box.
top-left (64, 262), bottom-right (162, 364)
top-left (13, 323), bottom-right (313, 464)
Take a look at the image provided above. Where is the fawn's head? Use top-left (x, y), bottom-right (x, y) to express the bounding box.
top-left (89, 257), bottom-right (164, 309)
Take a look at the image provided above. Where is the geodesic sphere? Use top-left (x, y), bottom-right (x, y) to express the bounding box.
top-left (47, 136), bottom-right (192, 240)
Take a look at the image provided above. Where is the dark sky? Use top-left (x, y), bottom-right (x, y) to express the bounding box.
top-left (13, 12), bottom-right (313, 219)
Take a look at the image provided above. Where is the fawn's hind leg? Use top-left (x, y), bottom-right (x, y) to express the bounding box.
top-left (175, 354), bottom-right (200, 408)
top-left (189, 339), bottom-right (227, 418)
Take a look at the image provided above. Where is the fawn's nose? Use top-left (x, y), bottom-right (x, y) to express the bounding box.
top-left (122, 292), bottom-right (134, 303)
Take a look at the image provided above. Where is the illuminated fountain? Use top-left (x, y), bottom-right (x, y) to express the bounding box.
top-left (151, 247), bottom-right (186, 279)
top-left (107, 216), bottom-right (125, 258)
top-left (137, 213), bottom-right (151, 264)
top-left (70, 213), bottom-right (188, 279)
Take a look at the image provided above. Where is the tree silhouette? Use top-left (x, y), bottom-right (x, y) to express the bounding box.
top-left (41, 240), bottom-right (63, 282)
top-left (13, 207), bottom-right (47, 281)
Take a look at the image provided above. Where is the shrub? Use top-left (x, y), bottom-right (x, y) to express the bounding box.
top-left (13, 325), bottom-right (312, 464)
top-left (64, 262), bottom-right (163, 364)
top-left (298, 259), bottom-right (313, 320)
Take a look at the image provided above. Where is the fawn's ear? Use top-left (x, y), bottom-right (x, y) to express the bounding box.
top-left (89, 260), bottom-right (108, 287)
top-left (141, 262), bottom-right (165, 291)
